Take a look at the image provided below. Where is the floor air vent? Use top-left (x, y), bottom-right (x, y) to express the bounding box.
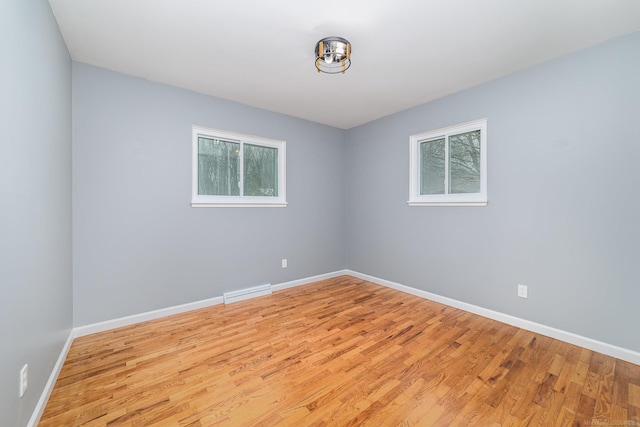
top-left (223, 284), bottom-right (272, 304)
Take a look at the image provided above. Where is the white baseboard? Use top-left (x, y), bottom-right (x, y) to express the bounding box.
top-left (75, 269), bottom-right (349, 337)
top-left (346, 270), bottom-right (640, 366)
top-left (272, 269), bottom-right (348, 292)
top-left (74, 295), bottom-right (225, 337)
top-left (28, 331), bottom-right (74, 427)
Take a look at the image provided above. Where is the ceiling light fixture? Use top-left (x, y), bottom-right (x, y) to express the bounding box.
top-left (315, 37), bottom-right (351, 74)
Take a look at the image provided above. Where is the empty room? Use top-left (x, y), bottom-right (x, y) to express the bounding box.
top-left (2, 0), bottom-right (640, 426)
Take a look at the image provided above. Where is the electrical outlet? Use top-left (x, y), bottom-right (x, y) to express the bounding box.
top-left (517, 284), bottom-right (528, 299)
top-left (281, 259), bottom-right (287, 268)
top-left (19, 364), bottom-right (28, 397)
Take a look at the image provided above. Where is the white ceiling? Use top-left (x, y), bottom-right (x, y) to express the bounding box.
top-left (49, 0), bottom-right (640, 129)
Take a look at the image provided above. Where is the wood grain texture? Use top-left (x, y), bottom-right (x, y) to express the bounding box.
top-left (40, 276), bottom-right (640, 426)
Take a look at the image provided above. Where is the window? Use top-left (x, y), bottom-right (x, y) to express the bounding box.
top-left (409, 119), bottom-right (487, 206)
top-left (192, 126), bottom-right (286, 207)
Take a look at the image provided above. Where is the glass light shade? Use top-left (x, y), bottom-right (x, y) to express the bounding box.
top-left (315, 36), bottom-right (351, 74)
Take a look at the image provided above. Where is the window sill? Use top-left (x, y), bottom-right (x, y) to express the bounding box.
top-left (407, 200), bottom-right (487, 207)
top-left (192, 201), bottom-right (288, 208)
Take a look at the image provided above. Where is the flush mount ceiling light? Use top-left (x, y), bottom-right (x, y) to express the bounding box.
top-left (315, 36), bottom-right (351, 74)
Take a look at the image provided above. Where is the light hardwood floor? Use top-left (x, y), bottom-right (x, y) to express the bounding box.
top-left (40, 276), bottom-right (640, 426)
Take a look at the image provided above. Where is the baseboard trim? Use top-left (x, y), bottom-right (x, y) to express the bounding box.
top-left (74, 295), bottom-right (225, 337)
top-left (28, 331), bottom-right (74, 427)
top-left (346, 270), bottom-right (640, 366)
top-left (74, 269), bottom-right (349, 337)
top-left (272, 269), bottom-right (348, 292)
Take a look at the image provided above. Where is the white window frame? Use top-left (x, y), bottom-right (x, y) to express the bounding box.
top-left (192, 126), bottom-right (287, 207)
top-left (408, 119), bottom-right (487, 207)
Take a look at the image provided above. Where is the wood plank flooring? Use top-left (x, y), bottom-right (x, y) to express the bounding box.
top-left (40, 276), bottom-right (640, 426)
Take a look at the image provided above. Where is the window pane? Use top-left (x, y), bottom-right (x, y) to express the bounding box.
top-left (198, 137), bottom-right (240, 196)
top-left (420, 138), bottom-right (445, 195)
top-left (449, 130), bottom-right (481, 194)
top-left (243, 144), bottom-right (278, 197)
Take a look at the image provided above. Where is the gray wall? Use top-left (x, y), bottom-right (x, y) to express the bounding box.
top-left (345, 32), bottom-right (640, 352)
top-left (0, 1), bottom-right (73, 426)
top-left (72, 63), bottom-right (347, 326)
